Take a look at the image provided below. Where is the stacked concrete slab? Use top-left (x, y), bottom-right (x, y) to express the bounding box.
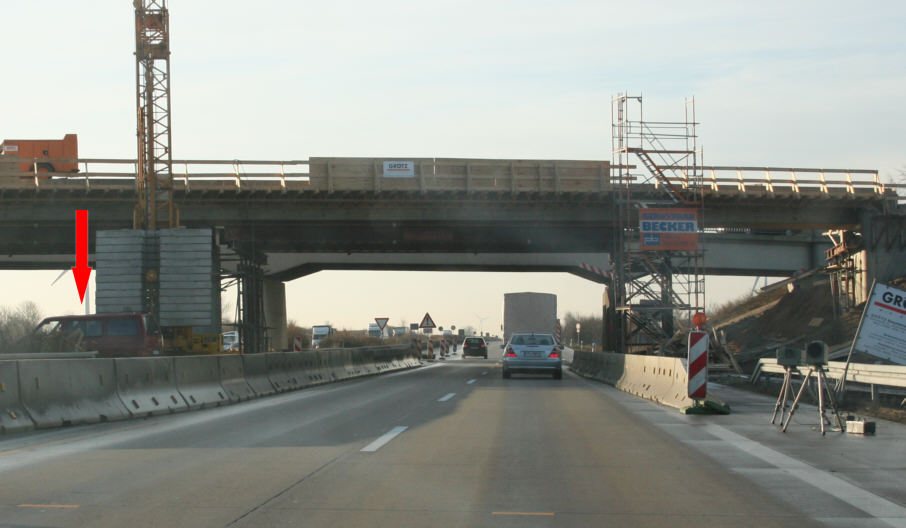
top-left (96, 228), bottom-right (219, 335)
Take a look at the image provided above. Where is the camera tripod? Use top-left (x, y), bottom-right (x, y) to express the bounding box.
top-left (781, 364), bottom-right (844, 435)
top-left (770, 366), bottom-right (797, 426)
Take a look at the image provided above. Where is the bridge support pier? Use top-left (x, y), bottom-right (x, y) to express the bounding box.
top-left (264, 279), bottom-right (287, 351)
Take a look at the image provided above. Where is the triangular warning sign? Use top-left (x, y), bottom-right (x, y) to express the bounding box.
top-left (419, 312), bottom-right (436, 329)
top-left (375, 317), bottom-right (389, 331)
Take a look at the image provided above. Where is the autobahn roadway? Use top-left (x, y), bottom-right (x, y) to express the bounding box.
top-left (1, 347), bottom-right (904, 528)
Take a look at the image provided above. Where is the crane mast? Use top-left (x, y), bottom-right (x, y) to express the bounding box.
top-left (134, 0), bottom-right (177, 230)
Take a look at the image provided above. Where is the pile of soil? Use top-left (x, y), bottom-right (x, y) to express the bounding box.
top-left (712, 274), bottom-right (860, 370)
top-left (709, 274), bottom-right (906, 424)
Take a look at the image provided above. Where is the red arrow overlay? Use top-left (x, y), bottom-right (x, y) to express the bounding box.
top-left (71, 210), bottom-right (92, 304)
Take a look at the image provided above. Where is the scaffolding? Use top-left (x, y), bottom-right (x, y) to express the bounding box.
top-left (611, 95), bottom-right (706, 352)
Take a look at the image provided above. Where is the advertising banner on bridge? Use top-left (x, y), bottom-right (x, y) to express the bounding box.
top-left (639, 208), bottom-right (698, 251)
top-left (852, 282), bottom-right (906, 365)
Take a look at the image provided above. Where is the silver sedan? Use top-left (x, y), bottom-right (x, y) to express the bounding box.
top-left (501, 333), bottom-right (562, 379)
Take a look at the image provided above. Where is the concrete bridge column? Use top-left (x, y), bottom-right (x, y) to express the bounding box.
top-left (861, 213), bottom-right (906, 300)
top-left (264, 279), bottom-right (287, 351)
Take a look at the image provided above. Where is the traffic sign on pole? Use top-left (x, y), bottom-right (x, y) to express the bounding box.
top-left (374, 317), bottom-right (389, 331)
top-left (419, 312), bottom-right (436, 329)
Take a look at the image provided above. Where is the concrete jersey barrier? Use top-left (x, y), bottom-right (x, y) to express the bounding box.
top-left (571, 351), bottom-right (717, 411)
top-left (218, 355), bottom-right (256, 402)
top-left (240, 353), bottom-right (275, 396)
top-left (2, 344), bottom-right (423, 436)
top-left (174, 355), bottom-right (230, 409)
top-left (18, 358), bottom-right (131, 428)
top-left (115, 357), bottom-right (188, 416)
top-left (266, 352), bottom-right (300, 392)
top-left (0, 361), bottom-right (35, 434)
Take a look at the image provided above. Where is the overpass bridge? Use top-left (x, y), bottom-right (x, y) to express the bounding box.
top-left (1, 156), bottom-right (902, 350)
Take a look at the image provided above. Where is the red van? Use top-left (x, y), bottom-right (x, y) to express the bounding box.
top-left (33, 313), bottom-right (163, 357)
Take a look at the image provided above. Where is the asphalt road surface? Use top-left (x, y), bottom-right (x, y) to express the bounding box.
top-left (0, 348), bottom-right (902, 528)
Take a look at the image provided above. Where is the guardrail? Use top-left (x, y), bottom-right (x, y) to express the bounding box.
top-left (751, 358), bottom-right (906, 394)
top-left (0, 344), bottom-right (422, 435)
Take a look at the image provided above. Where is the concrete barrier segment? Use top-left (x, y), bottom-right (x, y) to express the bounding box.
top-left (18, 358), bottom-right (130, 428)
top-left (218, 355), bottom-right (256, 402)
top-left (0, 361), bottom-right (35, 434)
top-left (265, 352), bottom-right (298, 392)
top-left (115, 357), bottom-right (188, 416)
top-left (301, 351), bottom-right (326, 385)
top-left (174, 355), bottom-right (230, 410)
top-left (284, 352), bottom-right (315, 389)
top-left (326, 351), bottom-right (345, 381)
top-left (240, 353), bottom-right (276, 396)
top-left (571, 352), bottom-right (724, 412)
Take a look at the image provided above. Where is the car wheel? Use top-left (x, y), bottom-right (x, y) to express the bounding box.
top-left (483, 354), bottom-right (487, 359)
top-left (502, 369), bottom-right (510, 379)
top-left (553, 369), bottom-right (562, 380)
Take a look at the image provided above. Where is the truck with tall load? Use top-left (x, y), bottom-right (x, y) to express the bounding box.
top-left (503, 292), bottom-right (557, 344)
top-left (1, 134), bottom-right (79, 174)
top-left (311, 325), bottom-right (334, 348)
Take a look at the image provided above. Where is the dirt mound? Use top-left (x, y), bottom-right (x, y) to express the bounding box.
top-left (712, 275), bottom-right (857, 369)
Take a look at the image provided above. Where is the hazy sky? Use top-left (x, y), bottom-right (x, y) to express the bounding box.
top-left (2, 1), bottom-right (904, 334)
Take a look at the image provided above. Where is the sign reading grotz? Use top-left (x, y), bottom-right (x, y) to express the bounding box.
top-left (639, 208), bottom-right (698, 251)
top-left (853, 282), bottom-right (906, 365)
top-left (382, 160), bottom-right (415, 178)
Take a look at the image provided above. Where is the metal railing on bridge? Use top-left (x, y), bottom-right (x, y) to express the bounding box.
top-left (1, 156), bottom-right (900, 202)
top-left (654, 164), bottom-right (904, 203)
top-left (0, 157), bottom-right (620, 195)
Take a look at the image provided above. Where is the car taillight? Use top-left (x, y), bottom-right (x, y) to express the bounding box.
top-left (548, 349), bottom-right (560, 358)
top-left (480, 344), bottom-right (486, 348)
top-left (505, 347), bottom-right (516, 357)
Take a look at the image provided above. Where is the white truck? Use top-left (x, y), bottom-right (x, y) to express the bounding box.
top-left (311, 325), bottom-right (334, 348)
top-left (503, 292), bottom-right (557, 344)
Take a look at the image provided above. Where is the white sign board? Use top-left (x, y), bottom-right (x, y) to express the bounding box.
top-left (382, 160), bottom-right (415, 178)
top-left (853, 282), bottom-right (906, 365)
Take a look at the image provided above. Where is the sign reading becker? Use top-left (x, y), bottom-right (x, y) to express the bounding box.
top-left (639, 208), bottom-right (698, 251)
top-left (853, 282), bottom-right (906, 365)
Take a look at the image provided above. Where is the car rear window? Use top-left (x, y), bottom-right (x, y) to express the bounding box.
top-left (513, 335), bottom-right (554, 346)
top-left (107, 318), bottom-right (139, 336)
top-left (465, 338), bottom-right (483, 344)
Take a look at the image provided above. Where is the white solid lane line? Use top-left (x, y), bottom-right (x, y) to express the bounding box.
top-left (706, 425), bottom-right (906, 528)
top-left (481, 371), bottom-right (488, 375)
top-left (467, 379), bottom-right (477, 384)
top-left (437, 393), bottom-right (456, 402)
top-left (360, 426), bottom-right (408, 452)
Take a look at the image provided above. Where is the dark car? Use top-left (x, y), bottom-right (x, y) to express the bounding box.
top-left (461, 336), bottom-right (488, 358)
